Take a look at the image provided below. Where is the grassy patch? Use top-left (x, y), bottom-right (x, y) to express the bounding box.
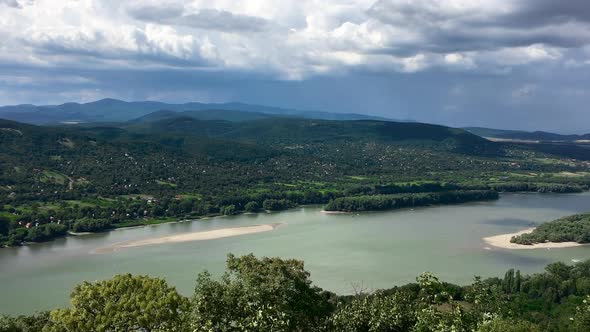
top-left (176, 193), bottom-right (202, 200)
top-left (346, 176), bottom-right (370, 181)
top-left (0, 211), bottom-right (18, 222)
top-left (40, 170), bottom-right (68, 185)
top-left (275, 182), bottom-right (298, 187)
top-left (156, 180), bottom-right (177, 188)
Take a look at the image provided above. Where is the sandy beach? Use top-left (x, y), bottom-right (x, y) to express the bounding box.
top-left (320, 210), bottom-right (350, 214)
top-left (94, 223), bottom-right (284, 254)
top-left (483, 228), bottom-right (588, 250)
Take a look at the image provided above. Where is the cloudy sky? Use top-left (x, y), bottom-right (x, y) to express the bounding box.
top-left (1, 0), bottom-right (589, 132)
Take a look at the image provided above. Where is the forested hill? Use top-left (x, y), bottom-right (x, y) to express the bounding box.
top-left (0, 98), bottom-right (391, 124)
top-left (127, 114), bottom-right (493, 152)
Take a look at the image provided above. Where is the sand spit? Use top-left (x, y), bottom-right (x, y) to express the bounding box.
top-left (93, 223), bottom-right (284, 254)
top-left (483, 228), bottom-right (588, 250)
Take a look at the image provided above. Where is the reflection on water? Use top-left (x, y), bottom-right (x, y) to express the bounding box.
top-left (483, 218), bottom-right (538, 228)
top-left (1, 192), bottom-right (590, 315)
top-left (489, 250), bottom-right (553, 268)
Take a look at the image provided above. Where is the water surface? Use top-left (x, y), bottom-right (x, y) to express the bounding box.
top-left (2, 193), bottom-right (590, 315)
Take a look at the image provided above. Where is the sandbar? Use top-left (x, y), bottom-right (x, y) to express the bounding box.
top-left (483, 228), bottom-right (588, 250)
top-left (94, 223), bottom-right (283, 254)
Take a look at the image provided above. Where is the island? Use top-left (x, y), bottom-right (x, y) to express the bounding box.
top-left (511, 213), bottom-right (590, 245)
top-left (483, 213), bottom-right (590, 249)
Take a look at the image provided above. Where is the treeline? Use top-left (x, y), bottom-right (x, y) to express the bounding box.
top-left (488, 182), bottom-right (584, 193)
top-left (324, 190), bottom-right (499, 212)
top-left (511, 213), bottom-right (590, 245)
top-left (344, 181), bottom-right (462, 196)
top-left (0, 220), bottom-right (67, 245)
top-left (3, 255), bottom-right (590, 331)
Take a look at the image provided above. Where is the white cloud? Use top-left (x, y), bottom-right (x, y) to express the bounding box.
top-left (0, 0), bottom-right (589, 79)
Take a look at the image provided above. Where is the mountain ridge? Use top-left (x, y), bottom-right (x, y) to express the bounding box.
top-left (464, 127), bottom-right (590, 142)
top-left (0, 98), bottom-right (397, 124)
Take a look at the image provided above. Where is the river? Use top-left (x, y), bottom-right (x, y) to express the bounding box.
top-left (1, 192), bottom-right (590, 315)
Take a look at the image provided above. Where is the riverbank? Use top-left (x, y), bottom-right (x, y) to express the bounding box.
top-left (483, 228), bottom-right (588, 250)
top-left (93, 223), bottom-right (284, 254)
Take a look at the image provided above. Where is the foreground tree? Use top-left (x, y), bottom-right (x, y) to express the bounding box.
top-left (329, 290), bottom-right (416, 331)
top-left (45, 274), bottom-right (189, 332)
top-left (0, 313), bottom-right (49, 332)
top-left (191, 254), bottom-right (333, 332)
top-left (573, 295), bottom-right (590, 331)
top-left (477, 318), bottom-right (541, 332)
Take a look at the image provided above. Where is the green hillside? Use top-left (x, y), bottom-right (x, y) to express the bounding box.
top-left (1, 117), bottom-right (590, 247)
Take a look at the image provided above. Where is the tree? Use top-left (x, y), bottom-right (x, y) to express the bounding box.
top-left (244, 201), bottom-right (259, 213)
top-left (0, 312), bottom-right (49, 332)
top-left (329, 291), bottom-right (415, 331)
top-left (45, 274), bottom-right (189, 332)
top-left (220, 205), bottom-right (236, 216)
top-left (477, 318), bottom-right (541, 332)
top-left (573, 295), bottom-right (590, 331)
top-left (191, 254), bottom-right (333, 332)
top-left (413, 272), bottom-right (477, 332)
top-left (0, 217), bottom-right (10, 236)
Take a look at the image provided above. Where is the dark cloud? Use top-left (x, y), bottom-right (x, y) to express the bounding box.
top-left (504, 0), bottom-right (590, 27)
top-left (368, 0), bottom-right (590, 55)
top-left (128, 5), bottom-right (269, 32)
top-left (127, 4), bottom-right (184, 21)
top-left (174, 9), bottom-right (269, 32)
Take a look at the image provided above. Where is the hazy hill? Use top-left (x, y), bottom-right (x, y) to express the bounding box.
top-left (0, 98), bottom-right (392, 124)
top-left (465, 127), bottom-right (590, 142)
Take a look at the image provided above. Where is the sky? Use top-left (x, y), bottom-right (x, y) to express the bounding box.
top-left (0, 0), bottom-right (589, 132)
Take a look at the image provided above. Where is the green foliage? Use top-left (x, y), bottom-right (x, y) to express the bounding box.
top-left (45, 274), bottom-right (189, 332)
top-left (489, 182), bottom-right (583, 193)
top-left (262, 199), bottom-right (295, 211)
top-left (244, 201), bottom-right (259, 212)
top-left (219, 205), bottom-right (237, 216)
top-left (0, 313), bottom-right (49, 332)
top-left (191, 254), bottom-right (333, 332)
top-left (324, 190), bottom-right (499, 212)
top-left (0, 217), bottom-right (9, 236)
top-left (71, 218), bottom-right (111, 233)
top-left (24, 224), bottom-right (67, 243)
top-left (412, 272), bottom-right (477, 332)
top-left (511, 213), bottom-right (590, 244)
top-left (573, 295), bottom-right (590, 331)
top-left (329, 291), bottom-right (416, 331)
top-left (477, 318), bottom-right (541, 332)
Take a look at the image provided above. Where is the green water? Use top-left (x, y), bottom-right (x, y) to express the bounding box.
top-left (2, 193), bottom-right (590, 315)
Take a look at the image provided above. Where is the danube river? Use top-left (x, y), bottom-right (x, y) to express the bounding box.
top-left (2, 193), bottom-right (590, 315)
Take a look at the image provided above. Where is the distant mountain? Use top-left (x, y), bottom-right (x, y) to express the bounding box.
top-left (464, 127), bottom-right (590, 142)
top-left (0, 98), bottom-right (394, 124)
